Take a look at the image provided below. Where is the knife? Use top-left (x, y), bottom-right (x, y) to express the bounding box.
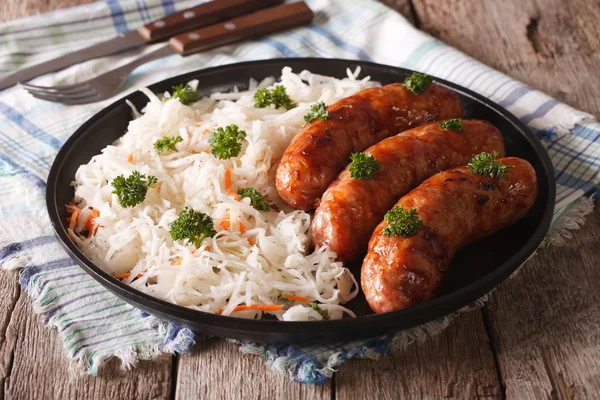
top-left (23, 2), bottom-right (314, 105)
top-left (0, 0), bottom-right (282, 91)
top-left (118, 2), bottom-right (312, 70)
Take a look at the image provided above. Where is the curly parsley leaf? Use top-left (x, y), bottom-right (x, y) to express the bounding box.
top-left (309, 303), bottom-right (329, 320)
top-left (403, 72), bottom-right (433, 95)
top-left (438, 118), bottom-right (464, 131)
top-left (383, 206), bottom-right (423, 237)
top-left (169, 207), bottom-right (216, 247)
top-left (111, 171), bottom-right (157, 208)
top-left (253, 85), bottom-right (297, 110)
top-left (468, 151), bottom-right (508, 178)
top-left (208, 124), bottom-right (247, 159)
top-left (237, 187), bottom-right (271, 212)
top-left (167, 84), bottom-right (200, 105)
top-left (154, 135), bottom-right (183, 155)
top-left (253, 88), bottom-right (271, 108)
top-left (304, 101), bottom-right (329, 123)
top-left (349, 153), bottom-right (381, 180)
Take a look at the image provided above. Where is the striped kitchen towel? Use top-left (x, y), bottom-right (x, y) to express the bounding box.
top-left (0, 0), bottom-right (598, 385)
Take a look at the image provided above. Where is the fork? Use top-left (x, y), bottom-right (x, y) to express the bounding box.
top-left (22, 46), bottom-right (174, 105)
top-left (21, 2), bottom-right (313, 105)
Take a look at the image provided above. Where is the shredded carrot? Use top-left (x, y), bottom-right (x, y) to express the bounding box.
top-left (224, 169), bottom-right (240, 200)
top-left (68, 209), bottom-right (80, 232)
top-left (233, 304), bottom-right (284, 312)
top-left (85, 208), bottom-right (102, 238)
top-left (247, 237), bottom-right (255, 246)
top-left (216, 304), bottom-right (284, 315)
top-left (220, 219), bottom-right (231, 231)
top-left (220, 218), bottom-right (246, 234)
top-left (127, 153), bottom-right (133, 163)
top-left (283, 295), bottom-right (310, 302)
top-left (92, 209), bottom-right (102, 235)
top-left (114, 272), bottom-right (144, 279)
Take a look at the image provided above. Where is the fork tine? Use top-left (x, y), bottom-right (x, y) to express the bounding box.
top-left (25, 86), bottom-right (96, 98)
top-left (22, 82), bottom-right (91, 95)
top-left (21, 82), bottom-right (90, 92)
top-left (28, 90), bottom-right (99, 104)
top-left (29, 92), bottom-right (102, 105)
top-left (55, 96), bottom-right (105, 105)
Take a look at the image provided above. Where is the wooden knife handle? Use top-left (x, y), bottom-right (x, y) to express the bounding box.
top-left (169, 2), bottom-right (314, 56)
top-left (138, 0), bottom-right (283, 42)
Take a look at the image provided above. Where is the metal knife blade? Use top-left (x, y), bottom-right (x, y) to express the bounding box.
top-left (0, 31), bottom-right (145, 91)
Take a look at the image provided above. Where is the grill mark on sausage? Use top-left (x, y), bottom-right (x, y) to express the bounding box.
top-left (276, 83), bottom-right (464, 210)
top-left (311, 120), bottom-right (505, 262)
top-left (362, 157), bottom-right (538, 313)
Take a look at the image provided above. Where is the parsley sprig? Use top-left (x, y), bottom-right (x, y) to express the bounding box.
top-left (111, 171), bottom-right (158, 208)
top-left (438, 118), bottom-right (464, 131)
top-left (383, 206), bottom-right (423, 237)
top-left (237, 187), bottom-right (271, 212)
top-left (309, 303), bottom-right (329, 320)
top-left (253, 85), bottom-right (297, 110)
top-left (169, 207), bottom-right (216, 247)
top-left (468, 151), bottom-right (508, 178)
top-left (167, 84), bottom-right (200, 105)
top-left (154, 135), bottom-right (183, 155)
top-left (304, 101), bottom-right (329, 123)
top-left (209, 124), bottom-right (247, 159)
top-left (349, 153), bottom-right (381, 180)
top-left (403, 72), bottom-right (433, 95)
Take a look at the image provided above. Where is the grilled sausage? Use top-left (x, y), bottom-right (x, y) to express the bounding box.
top-left (311, 120), bottom-right (505, 262)
top-left (276, 82), bottom-right (464, 210)
top-left (362, 157), bottom-right (538, 313)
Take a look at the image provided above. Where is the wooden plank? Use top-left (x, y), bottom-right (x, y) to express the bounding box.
top-left (0, 0), bottom-right (95, 23)
top-left (409, 0), bottom-right (600, 397)
top-left (2, 1), bottom-right (175, 398)
top-left (411, 0), bottom-right (600, 116)
top-left (1, 294), bottom-right (173, 400)
top-left (175, 338), bottom-right (332, 400)
top-left (483, 202), bottom-right (600, 398)
top-left (376, 0), bottom-right (415, 24)
top-left (336, 310), bottom-right (501, 399)
top-left (414, 0), bottom-right (600, 398)
top-left (0, 270), bottom-right (20, 400)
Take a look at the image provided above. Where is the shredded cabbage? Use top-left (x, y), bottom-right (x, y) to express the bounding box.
top-left (68, 67), bottom-right (378, 321)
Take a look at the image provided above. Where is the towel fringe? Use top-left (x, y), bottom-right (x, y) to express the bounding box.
top-left (542, 196), bottom-right (595, 247)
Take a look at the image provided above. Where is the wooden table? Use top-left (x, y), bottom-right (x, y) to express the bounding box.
top-left (2, 1), bottom-right (599, 398)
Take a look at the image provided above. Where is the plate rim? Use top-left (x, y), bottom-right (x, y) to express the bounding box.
top-left (46, 57), bottom-right (556, 338)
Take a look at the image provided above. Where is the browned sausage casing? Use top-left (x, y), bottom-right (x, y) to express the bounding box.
top-left (362, 157), bottom-right (538, 314)
top-left (312, 120), bottom-right (505, 262)
top-left (276, 83), bottom-right (464, 210)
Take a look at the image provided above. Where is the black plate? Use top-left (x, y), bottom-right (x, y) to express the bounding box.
top-left (46, 58), bottom-right (555, 344)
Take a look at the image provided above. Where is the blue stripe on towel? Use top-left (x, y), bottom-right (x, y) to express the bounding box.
top-left (105, 0), bottom-right (130, 33)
